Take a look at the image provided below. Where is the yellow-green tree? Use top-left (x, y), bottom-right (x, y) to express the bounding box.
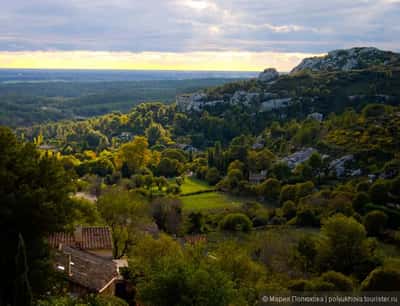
top-left (117, 136), bottom-right (152, 173)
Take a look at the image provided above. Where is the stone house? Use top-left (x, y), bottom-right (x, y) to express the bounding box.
top-left (53, 245), bottom-right (120, 297)
top-left (49, 226), bottom-right (127, 297)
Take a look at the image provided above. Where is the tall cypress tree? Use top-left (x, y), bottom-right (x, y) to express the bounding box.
top-left (14, 234), bottom-right (32, 306)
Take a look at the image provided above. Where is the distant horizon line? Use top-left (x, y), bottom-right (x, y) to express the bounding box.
top-left (0, 67), bottom-right (264, 73)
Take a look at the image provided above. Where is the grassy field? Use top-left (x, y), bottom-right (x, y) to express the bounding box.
top-left (181, 192), bottom-right (243, 211)
top-left (180, 177), bottom-right (214, 195)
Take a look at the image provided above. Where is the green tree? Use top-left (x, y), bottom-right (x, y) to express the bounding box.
top-left (308, 152), bottom-right (323, 183)
top-left (353, 192), bottom-right (370, 211)
top-left (271, 162), bottom-right (292, 181)
top-left (316, 214), bottom-right (372, 274)
top-left (364, 210), bottom-right (388, 237)
top-left (369, 180), bottom-right (389, 204)
top-left (282, 200), bottom-right (297, 219)
top-left (280, 184), bottom-right (297, 203)
top-left (219, 213), bottom-right (252, 232)
top-left (296, 236), bottom-right (317, 272)
top-left (118, 136), bottom-right (152, 173)
top-left (361, 267), bottom-right (400, 291)
top-left (362, 104), bottom-right (387, 118)
top-left (151, 197), bottom-right (183, 235)
top-left (138, 256), bottom-right (234, 306)
top-left (97, 188), bottom-right (148, 258)
top-left (205, 167), bottom-right (221, 185)
top-left (0, 127), bottom-right (74, 303)
top-left (259, 178), bottom-right (281, 201)
top-left (145, 123), bottom-right (168, 146)
top-left (186, 212), bottom-right (206, 234)
top-left (157, 157), bottom-right (183, 177)
top-left (320, 271), bottom-right (354, 291)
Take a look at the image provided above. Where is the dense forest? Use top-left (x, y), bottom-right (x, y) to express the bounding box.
top-left (1, 48), bottom-right (400, 305)
top-left (0, 78), bottom-right (239, 127)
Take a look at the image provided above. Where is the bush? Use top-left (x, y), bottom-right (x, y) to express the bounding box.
top-left (296, 206), bottom-right (319, 227)
top-left (270, 215), bottom-right (286, 225)
top-left (260, 178), bottom-right (281, 200)
top-left (391, 175), bottom-right (400, 197)
top-left (280, 184), bottom-right (297, 203)
top-left (364, 210), bottom-right (388, 236)
top-left (353, 192), bottom-right (370, 211)
top-left (288, 279), bottom-right (336, 292)
top-left (251, 211), bottom-right (270, 227)
top-left (320, 271), bottom-right (354, 291)
top-left (362, 104), bottom-right (387, 118)
top-left (356, 181), bottom-right (370, 193)
top-left (369, 180), bottom-right (389, 204)
top-left (361, 267), bottom-right (400, 291)
top-left (288, 279), bottom-right (310, 291)
top-left (282, 200), bottom-right (297, 219)
top-left (296, 181), bottom-right (315, 199)
top-left (296, 236), bottom-right (317, 272)
top-left (316, 214), bottom-right (370, 274)
top-left (364, 204), bottom-right (400, 229)
top-left (310, 280), bottom-right (336, 291)
top-left (219, 213), bottom-right (252, 232)
top-left (205, 167), bottom-right (221, 185)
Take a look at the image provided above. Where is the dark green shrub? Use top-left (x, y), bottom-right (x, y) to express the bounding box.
top-left (296, 206), bottom-right (319, 227)
top-left (320, 271), bottom-right (354, 291)
top-left (361, 267), bottom-right (400, 291)
top-left (282, 200), bottom-right (297, 219)
top-left (353, 192), bottom-right (370, 211)
top-left (219, 213), bottom-right (252, 232)
top-left (364, 210), bottom-right (388, 236)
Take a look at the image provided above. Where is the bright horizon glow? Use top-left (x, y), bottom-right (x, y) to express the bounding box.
top-left (0, 50), bottom-right (321, 72)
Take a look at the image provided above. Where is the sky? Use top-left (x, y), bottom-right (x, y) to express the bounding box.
top-left (0, 0), bottom-right (399, 71)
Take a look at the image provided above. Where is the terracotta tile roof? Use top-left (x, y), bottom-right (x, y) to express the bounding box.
top-left (49, 226), bottom-right (113, 250)
top-left (54, 245), bottom-right (118, 292)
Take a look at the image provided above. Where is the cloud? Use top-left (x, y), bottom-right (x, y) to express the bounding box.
top-left (0, 0), bottom-right (398, 57)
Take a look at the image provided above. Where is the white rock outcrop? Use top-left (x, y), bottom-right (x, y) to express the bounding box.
top-left (230, 91), bottom-right (260, 105)
top-left (260, 98), bottom-right (292, 112)
top-left (258, 68), bottom-right (279, 83)
top-left (291, 47), bottom-right (397, 73)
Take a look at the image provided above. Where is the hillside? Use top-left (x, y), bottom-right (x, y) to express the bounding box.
top-left (173, 47), bottom-right (400, 123)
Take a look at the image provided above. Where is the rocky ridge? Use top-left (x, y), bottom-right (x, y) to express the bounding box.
top-left (291, 47), bottom-right (400, 73)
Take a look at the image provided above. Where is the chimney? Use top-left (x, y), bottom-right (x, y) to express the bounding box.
top-left (66, 253), bottom-right (72, 277)
top-left (74, 226), bottom-right (83, 247)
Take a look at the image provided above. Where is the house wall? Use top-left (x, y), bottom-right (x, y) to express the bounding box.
top-left (68, 281), bottom-right (116, 297)
top-left (69, 282), bottom-right (91, 297)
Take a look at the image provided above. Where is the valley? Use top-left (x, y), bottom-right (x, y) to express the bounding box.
top-left (2, 47), bottom-right (400, 305)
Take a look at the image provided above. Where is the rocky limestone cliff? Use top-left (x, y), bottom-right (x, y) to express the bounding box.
top-left (291, 47), bottom-right (400, 73)
top-left (258, 68), bottom-right (279, 82)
